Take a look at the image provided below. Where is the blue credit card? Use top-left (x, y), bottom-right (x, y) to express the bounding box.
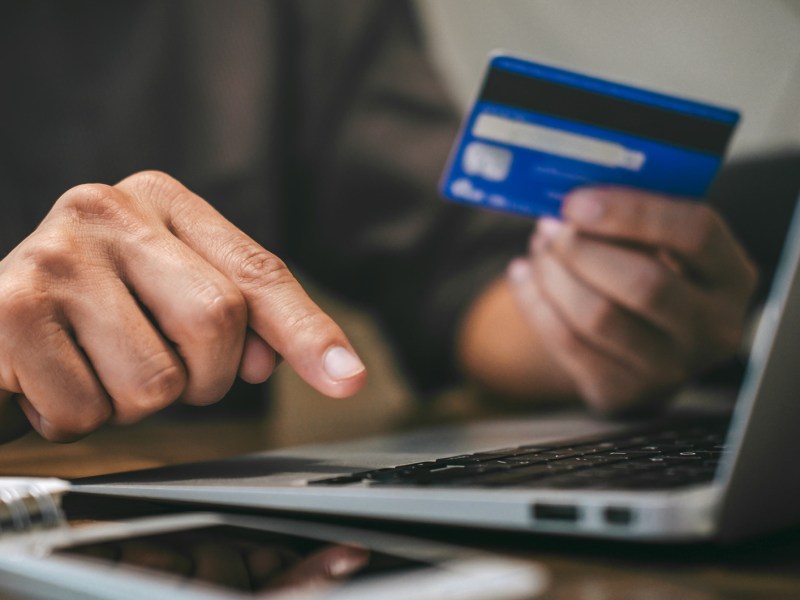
top-left (440, 53), bottom-right (740, 218)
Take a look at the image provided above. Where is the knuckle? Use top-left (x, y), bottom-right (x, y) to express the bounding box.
top-left (685, 205), bottom-right (719, 255)
top-left (583, 298), bottom-right (617, 337)
top-left (118, 170), bottom-right (194, 215)
top-left (56, 183), bottom-right (130, 224)
top-left (134, 358), bottom-right (187, 412)
top-left (231, 246), bottom-right (291, 289)
top-left (284, 309), bottom-right (332, 340)
top-left (23, 234), bottom-right (84, 281)
top-left (40, 401), bottom-right (112, 442)
top-left (120, 170), bottom-right (182, 196)
top-left (182, 385), bottom-right (231, 408)
top-left (631, 261), bottom-right (671, 309)
top-left (0, 281), bottom-right (49, 329)
top-left (188, 284), bottom-right (248, 339)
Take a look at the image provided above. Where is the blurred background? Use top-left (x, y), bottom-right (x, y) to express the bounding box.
top-left (270, 0), bottom-right (800, 448)
top-left (418, 0), bottom-right (800, 159)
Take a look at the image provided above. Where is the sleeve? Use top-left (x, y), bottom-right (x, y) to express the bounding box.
top-left (280, 0), bottom-right (533, 392)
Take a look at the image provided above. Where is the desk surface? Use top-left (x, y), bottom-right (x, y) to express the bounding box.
top-left (2, 418), bottom-right (800, 600)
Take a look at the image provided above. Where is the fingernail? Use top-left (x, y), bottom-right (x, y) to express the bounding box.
top-left (327, 547), bottom-right (369, 578)
top-left (564, 191), bottom-right (605, 223)
top-left (507, 258), bottom-right (529, 283)
top-left (536, 217), bottom-right (563, 240)
top-left (532, 218), bottom-right (561, 254)
top-left (329, 556), bottom-right (361, 578)
top-left (323, 346), bottom-right (366, 381)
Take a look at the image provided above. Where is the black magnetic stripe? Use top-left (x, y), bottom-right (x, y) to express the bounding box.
top-left (480, 68), bottom-right (734, 155)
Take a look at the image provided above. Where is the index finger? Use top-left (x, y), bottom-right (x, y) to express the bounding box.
top-left (561, 187), bottom-right (753, 284)
top-left (117, 172), bottom-right (367, 399)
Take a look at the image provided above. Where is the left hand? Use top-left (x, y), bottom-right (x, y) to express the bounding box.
top-left (508, 187), bottom-right (758, 413)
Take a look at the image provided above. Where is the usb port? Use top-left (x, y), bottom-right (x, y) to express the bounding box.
top-left (532, 503), bottom-right (579, 522)
top-left (603, 506), bottom-right (633, 525)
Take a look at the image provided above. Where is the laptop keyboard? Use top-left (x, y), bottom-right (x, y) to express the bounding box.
top-left (308, 418), bottom-right (729, 490)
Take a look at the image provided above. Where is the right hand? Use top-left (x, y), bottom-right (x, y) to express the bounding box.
top-left (0, 171), bottom-right (367, 442)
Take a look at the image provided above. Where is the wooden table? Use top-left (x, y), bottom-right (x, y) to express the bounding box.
top-left (2, 418), bottom-right (800, 600)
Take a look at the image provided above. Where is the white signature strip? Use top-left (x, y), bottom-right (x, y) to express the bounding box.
top-left (472, 113), bottom-right (646, 171)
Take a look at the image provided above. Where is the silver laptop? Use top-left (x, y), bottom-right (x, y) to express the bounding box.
top-left (74, 196), bottom-right (800, 543)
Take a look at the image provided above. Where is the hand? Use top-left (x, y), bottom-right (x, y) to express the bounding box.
top-left (0, 171), bottom-right (367, 441)
top-left (508, 187), bottom-right (757, 413)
